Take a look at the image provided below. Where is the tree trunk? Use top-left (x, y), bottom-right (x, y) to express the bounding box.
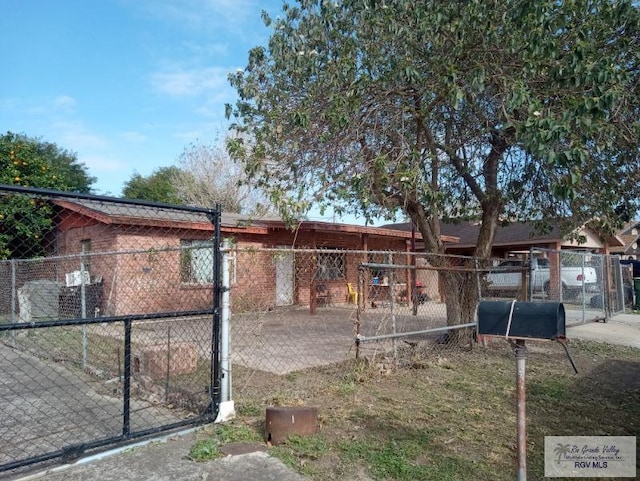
top-left (439, 267), bottom-right (479, 346)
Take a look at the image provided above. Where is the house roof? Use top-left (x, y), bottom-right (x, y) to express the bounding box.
top-left (382, 219), bottom-right (623, 250)
top-left (609, 220), bottom-right (640, 254)
top-left (53, 198), bottom-right (273, 234)
top-left (52, 198), bottom-right (459, 242)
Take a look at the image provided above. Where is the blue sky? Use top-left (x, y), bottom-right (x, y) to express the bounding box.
top-left (1, 1), bottom-right (281, 192)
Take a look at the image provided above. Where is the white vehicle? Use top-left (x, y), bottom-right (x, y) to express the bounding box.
top-left (483, 257), bottom-right (598, 298)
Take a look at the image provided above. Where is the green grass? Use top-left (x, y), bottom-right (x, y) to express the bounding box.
top-left (191, 339), bottom-right (640, 480)
top-left (188, 422), bottom-right (264, 461)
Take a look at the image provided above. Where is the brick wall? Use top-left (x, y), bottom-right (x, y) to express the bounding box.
top-left (54, 212), bottom-right (416, 315)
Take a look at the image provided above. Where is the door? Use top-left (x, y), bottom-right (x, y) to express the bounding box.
top-left (275, 249), bottom-right (294, 306)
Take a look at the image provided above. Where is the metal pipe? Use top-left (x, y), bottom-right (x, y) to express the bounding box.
top-left (210, 204), bottom-right (222, 420)
top-left (165, 325), bottom-right (171, 403)
top-left (123, 319), bottom-right (132, 438)
top-left (357, 322), bottom-right (477, 343)
top-left (355, 267), bottom-right (362, 359)
top-left (0, 308), bottom-right (216, 332)
top-left (411, 223), bottom-right (418, 316)
top-left (515, 339), bottom-right (527, 481)
top-left (361, 262), bottom-right (482, 273)
top-left (389, 253), bottom-right (397, 364)
top-left (81, 260), bottom-right (87, 370)
top-left (581, 255), bottom-right (586, 324)
top-left (221, 241), bottom-right (231, 403)
top-left (10, 259), bottom-right (16, 323)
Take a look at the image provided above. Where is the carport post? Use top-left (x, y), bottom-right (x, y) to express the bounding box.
top-left (515, 339), bottom-right (527, 481)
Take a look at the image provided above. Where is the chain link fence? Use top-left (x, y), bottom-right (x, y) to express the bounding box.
top-left (0, 186), bottom-right (221, 475)
top-left (228, 249), bottom-right (479, 409)
top-left (226, 247), bottom-right (631, 409)
top-left (478, 248), bottom-right (630, 325)
top-left (1, 184), bottom-right (633, 474)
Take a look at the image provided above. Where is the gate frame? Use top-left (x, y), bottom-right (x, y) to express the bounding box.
top-left (0, 186), bottom-right (224, 474)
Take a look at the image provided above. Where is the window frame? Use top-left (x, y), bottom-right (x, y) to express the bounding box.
top-left (180, 239), bottom-right (214, 284)
top-left (316, 249), bottom-right (346, 281)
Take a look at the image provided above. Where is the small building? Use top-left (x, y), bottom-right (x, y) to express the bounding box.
top-left (51, 198), bottom-right (458, 316)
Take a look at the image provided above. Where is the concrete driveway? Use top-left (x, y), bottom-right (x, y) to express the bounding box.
top-left (0, 341), bottom-right (181, 476)
top-left (567, 311), bottom-right (640, 348)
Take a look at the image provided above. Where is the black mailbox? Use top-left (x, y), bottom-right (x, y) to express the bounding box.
top-left (477, 301), bottom-right (565, 340)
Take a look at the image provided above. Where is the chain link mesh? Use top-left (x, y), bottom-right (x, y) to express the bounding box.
top-left (0, 188), bottom-right (218, 474)
top-left (478, 248), bottom-right (629, 325)
top-left (1, 185), bottom-right (633, 474)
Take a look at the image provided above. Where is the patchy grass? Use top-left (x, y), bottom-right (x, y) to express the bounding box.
top-left (188, 421), bottom-right (264, 461)
top-left (197, 338), bottom-right (640, 480)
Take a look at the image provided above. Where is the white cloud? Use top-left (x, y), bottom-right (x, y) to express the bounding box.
top-left (51, 122), bottom-right (108, 151)
top-left (53, 95), bottom-right (77, 110)
top-left (121, 131), bottom-right (148, 143)
top-left (81, 154), bottom-right (128, 173)
top-left (174, 128), bottom-right (206, 143)
top-left (134, 0), bottom-right (258, 33)
top-left (151, 66), bottom-right (231, 97)
top-left (172, 120), bottom-right (228, 143)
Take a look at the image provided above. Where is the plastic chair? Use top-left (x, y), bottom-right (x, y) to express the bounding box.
top-left (346, 283), bottom-right (358, 304)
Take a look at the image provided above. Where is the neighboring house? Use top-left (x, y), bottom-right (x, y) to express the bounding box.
top-left (382, 219), bottom-right (624, 257)
top-left (609, 220), bottom-right (640, 260)
top-left (51, 198), bottom-right (459, 316)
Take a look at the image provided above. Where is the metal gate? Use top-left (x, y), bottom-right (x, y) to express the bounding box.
top-left (0, 185), bottom-right (223, 476)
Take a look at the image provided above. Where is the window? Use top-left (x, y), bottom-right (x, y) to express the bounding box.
top-left (180, 240), bottom-right (214, 283)
top-left (180, 239), bottom-right (237, 284)
top-left (316, 250), bottom-right (346, 280)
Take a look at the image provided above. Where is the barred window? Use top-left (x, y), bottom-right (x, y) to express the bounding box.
top-left (317, 250), bottom-right (346, 280)
top-left (180, 240), bottom-right (214, 283)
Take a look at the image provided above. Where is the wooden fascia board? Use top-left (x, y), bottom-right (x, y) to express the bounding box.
top-left (265, 221), bottom-right (459, 244)
top-left (53, 199), bottom-right (268, 234)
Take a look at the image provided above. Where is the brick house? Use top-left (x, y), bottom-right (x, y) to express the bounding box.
top-left (52, 198), bottom-right (458, 316)
top-left (383, 219), bottom-right (623, 257)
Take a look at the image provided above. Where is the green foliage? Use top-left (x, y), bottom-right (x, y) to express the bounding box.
top-left (228, 0), bottom-right (640, 252)
top-left (0, 131), bottom-right (95, 258)
top-left (121, 166), bottom-right (184, 204)
top-left (337, 436), bottom-right (476, 481)
top-left (188, 438), bottom-right (223, 461)
top-left (188, 423), bottom-right (264, 462)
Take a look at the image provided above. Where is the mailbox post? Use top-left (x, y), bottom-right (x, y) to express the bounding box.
top-left (514, 339), bottom-right (527, 481)
top-left (477, 301), bottom-right (571, 481)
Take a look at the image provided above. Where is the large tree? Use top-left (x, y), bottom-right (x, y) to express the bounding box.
top-left (172, 140), bottom-right (274, 215)
top-left (0, 132), bottom-right (95, 258)
top-left (122, 166), bottom-right (184, 204)
top-left (227, 0), bottom-right (640, 327)
top-left (121, 141), bottom-right (273, 214)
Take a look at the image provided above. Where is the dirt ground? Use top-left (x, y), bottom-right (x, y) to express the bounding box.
top-left (228, 337), bottom-right (640, 480)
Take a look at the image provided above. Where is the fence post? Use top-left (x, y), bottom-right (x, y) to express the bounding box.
top-left (210, 203), bottom-right (222, 420)
top-left (10, 259), bottom-right (16, 323)
top-left (81, 258), bottom-right (88, 369)
top-left (123, 319), bottom-right (132, 438)
top-left (515, 339), bottom-right (527, 481)
top-left (221, 240), bottom-right (231, 404)
top-left (388, 252), bottom-right (397, 364)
